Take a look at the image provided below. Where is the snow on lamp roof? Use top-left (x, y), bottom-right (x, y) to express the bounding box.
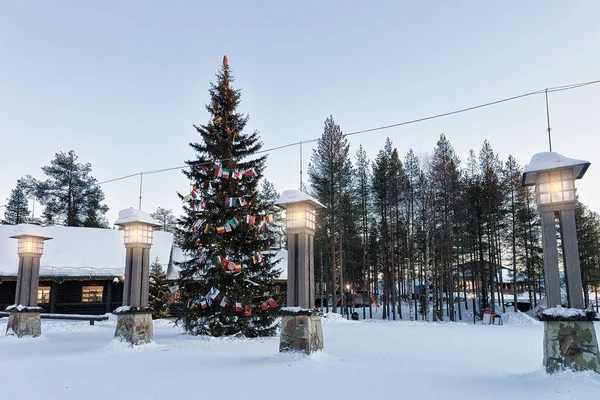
top-left (9, 223), bottom-right (53, 240)
top-left (522, 151), bottom-right (591, 186)
top-left (114, 207), bottom-right (162, 227)
top-left (275, 190), bottom-right (325, 209)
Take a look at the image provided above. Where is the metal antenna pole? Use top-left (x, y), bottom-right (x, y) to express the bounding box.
top-left (545, 89), bottom-right (552, 152)
top-left (138, 172), bottom-right (144, 210)
top-left (299, 141), bottom-right (303, 192)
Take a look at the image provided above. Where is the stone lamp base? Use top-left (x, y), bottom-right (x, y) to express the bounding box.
top-left (279, 308), bottom-right (324, 354)
top-left (114, 309), bottom-right (153, 345)
top-left (6, 308), bottom-right (42, 338)
top-left (543, 320), bottom-right (600, 373)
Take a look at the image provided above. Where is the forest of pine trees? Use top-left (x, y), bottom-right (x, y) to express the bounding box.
top-left (308, 118), bottom-right (600, 320)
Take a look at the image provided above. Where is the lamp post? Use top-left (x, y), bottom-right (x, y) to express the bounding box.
top-left (275, 189), bottom-right (325, 354)
top-left (6, 224), bottom-right (52, 338)
top-left (113, 208), bottom-right (161, 345)
top-left (523, 151), bottom-right (600, 373)
top-left (470, 294), bottom-right (476, 325)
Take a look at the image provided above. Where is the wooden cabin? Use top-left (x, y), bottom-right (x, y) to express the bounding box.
top-left (0, 225), bottom-right (175, 314)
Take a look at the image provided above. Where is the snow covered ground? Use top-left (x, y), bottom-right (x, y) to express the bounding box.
top-left (2, 312), bottom-right (600, 400)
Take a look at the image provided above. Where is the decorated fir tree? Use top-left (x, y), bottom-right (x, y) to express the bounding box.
top-left (177, 56), bottom-right (281, 337)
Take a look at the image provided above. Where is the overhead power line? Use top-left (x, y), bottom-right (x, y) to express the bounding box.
top-left (98, 79), bottom-right (600, 186)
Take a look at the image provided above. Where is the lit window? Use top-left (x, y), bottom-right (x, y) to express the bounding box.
top-left (38, 286), bottom-right (51, 304)
top-left (82, 286), bottom-right (104, 302)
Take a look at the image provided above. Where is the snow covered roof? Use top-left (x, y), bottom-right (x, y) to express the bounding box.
top-left (522, 151), bottom-right (590, 186)
top-left (275, 190), bottom-right (325, 209)
top-left (0, 225), bottom-right (177, 278)
top-left (114, 207), bottom-right (162, 227)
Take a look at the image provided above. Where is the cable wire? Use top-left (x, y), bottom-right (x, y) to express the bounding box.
top-left (98, 79), bottom-right (600, 185)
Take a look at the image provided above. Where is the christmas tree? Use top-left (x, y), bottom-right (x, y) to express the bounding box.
top-left (177, 56), bottom-right (281, 337)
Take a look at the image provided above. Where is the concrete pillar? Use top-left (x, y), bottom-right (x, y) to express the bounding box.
top-left (7, 255), bottom-right (42, 338)
top-left (115, 244), bottom-right (153, 345)
top-left (541, 211), bottom-right (562, 308)
top-left (122, 246), bottom-right (150, 308)
top-left (286, 231), bottom-right (315, 309)
top-left (14, 256), bottom-right (41, 307)
top-left (560, 209), bottom-right (585, 309)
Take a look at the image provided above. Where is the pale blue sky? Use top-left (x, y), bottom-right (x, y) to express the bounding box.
top-left (1, 1), bottom-right (599, 224)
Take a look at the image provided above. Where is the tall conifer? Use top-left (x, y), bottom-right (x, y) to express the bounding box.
top-left (177, 57), bottom-right (280, 337)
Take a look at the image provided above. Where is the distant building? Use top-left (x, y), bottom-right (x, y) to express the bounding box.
top-left (0, 225), bottom-right (176, 314)
top-left (0, 225), bottom-right (289, 314)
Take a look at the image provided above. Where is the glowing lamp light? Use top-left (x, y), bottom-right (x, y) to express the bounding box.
top-left (122, 223), bottom-right (154, 245)
top-left (10, 225), bottom-right (52, 256)
top-left (114, 208), bottom-right (161, 247)
top-left (275, 189), bottom-right (325, 232)
top-left (522, 151), bottom-right (590, 209)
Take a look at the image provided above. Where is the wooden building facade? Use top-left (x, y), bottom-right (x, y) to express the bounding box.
top-left (0, 276), bottom-right (124, 315)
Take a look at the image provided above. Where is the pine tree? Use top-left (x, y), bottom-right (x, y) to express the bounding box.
top-left (36, 150), bottom-right (109, 227)
top-left (176, 56), bottom-right (280, 337)
top-left (149, 258), bottom-right (173, 319)
top-left (3, 179), bottom-right (31, 225)
top-left (151, 207), bottom-right (177, 232)
top-left (258, 180), bottom-right (285, 249)
top-left (308, 115), bottom-right (353, 315)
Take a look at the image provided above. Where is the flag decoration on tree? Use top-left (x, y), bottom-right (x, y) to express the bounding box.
top-left (177, 56), bottom-right (280, 338)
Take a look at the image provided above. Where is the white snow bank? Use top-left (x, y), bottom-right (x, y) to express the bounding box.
top-left (501, 311), bottom-right (541, 325)
top-left (321, 312), bottom-right (353, 324)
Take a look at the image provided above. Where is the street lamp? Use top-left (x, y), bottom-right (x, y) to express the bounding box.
top-left (523, 151), bottom-right (600, 374)
top-left (6, 224), bottom-right (52, 338)
top-left (113, 208), bottom-right (161, 345)
top-left (275, 189), bottom-right (325, 354)
top-left (522, 151), bottom-right (589, 309)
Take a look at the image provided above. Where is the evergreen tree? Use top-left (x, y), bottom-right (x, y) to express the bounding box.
top-left (149, 257), bottom-right (173, 319)
top-left (258, 179), bottom-right (285, 249)
top-left (3, 179), bottom-right (30, 225)
top-left (151, 207), bottom-right (177, 232)
top-left (308, 115), bottom-right (353, 315)
top-left (176, 56), bottom-right (280, 337)
top-left (429, 134), bottom-right (461, 320)
top-left (35, 150), bottom-right (109, 227)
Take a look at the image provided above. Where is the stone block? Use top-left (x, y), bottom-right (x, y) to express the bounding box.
top-left (544, 320), bottom-right (600, 373)
top-left (279, 312), bottom-right (324, 354)
top-left (6, 311), bottom-right (41, 338)
top-left (114, 312), bottom-right (153, 345)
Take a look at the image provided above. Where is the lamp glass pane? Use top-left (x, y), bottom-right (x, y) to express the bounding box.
top-left (124, 223), bottom-right (154, 245)
top-left (563, 190), bottom-right (575, 201)
top-left (538, 183), bottom-right (550, 193)
top-left (551, 191), bottom-right (563, 203)
top-left (550, 171), bottom-right (561, 182)
top-left (538, 172), bottom-right (549, 183)
top-left (540, 193), bottom-right (551, 204)
top-left (562, 169), bottom-right (573, 180)
top-left (562, 179), bottom-right (574, 190)
top-left (17, 236), bottom-right (45, 256)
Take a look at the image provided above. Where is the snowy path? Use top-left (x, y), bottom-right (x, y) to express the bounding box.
top-left (1, 315), bottom-right (599, 400)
